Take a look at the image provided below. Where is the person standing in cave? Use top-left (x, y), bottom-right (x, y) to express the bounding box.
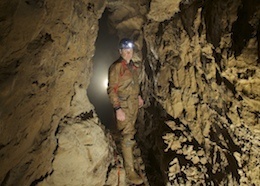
top-left (107, 38), bottom-right (144, 185)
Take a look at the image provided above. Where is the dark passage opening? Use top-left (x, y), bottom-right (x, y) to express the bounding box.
top-left (87, 9), bottom-right (118, 130)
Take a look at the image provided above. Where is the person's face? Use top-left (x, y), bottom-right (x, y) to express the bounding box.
top-left (120, 48), bottom-right (133, 62)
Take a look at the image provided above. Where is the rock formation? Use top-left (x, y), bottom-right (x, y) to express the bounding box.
top-left (0, 0), bottom-right (259, 186)
top-left (137, 0), bottom-right (260, 185)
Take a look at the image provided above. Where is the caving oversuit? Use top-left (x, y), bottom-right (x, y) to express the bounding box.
top-left (107, 57), bottom-right (143, 185)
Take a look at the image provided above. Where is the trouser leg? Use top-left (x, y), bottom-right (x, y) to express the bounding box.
top-left (117, 97), bottom-right (142, 184)
top-left (121, 136), bottom-right (143, 185)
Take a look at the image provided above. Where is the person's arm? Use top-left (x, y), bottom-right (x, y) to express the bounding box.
top-left (107, 63), bottom-right (120, 109)
top-left (107, 63), bottom-right (126, 121)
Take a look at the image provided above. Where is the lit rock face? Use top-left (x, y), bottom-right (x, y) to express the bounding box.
top-left (0, 0), bottom-right (119, 185)
top-left (136, 0), bottom-right (260, 186)
top-left (147, 0), bottom-right (182, 22)
top-left (38, 119), bottom-right (113, 186)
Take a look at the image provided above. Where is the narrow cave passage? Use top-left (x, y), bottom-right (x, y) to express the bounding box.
top-left (1, 0), bottom-right (259, 185)
top-left (87, 9), bottom-right (155, 185)
top-left (87, 9), bottom-right (118, 130)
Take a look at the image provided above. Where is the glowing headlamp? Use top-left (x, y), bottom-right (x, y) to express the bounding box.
top-left (119, 38), bottom-right (135, 49)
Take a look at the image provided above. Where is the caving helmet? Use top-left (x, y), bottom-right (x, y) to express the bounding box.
top-left (119, 38), bottom-right (135, 49)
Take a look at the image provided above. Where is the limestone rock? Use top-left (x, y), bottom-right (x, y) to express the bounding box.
top-left (147, 0), bottom-right (182, 22)
top-left (38, 120), bottom-right (113, 186)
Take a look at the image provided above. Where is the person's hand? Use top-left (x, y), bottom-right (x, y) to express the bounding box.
top-left (138, 95), bottom-right (144, 108)
top-left (116, 109), bottom-right (126, 121)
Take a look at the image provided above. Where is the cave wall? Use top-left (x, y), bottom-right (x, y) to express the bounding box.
top-left (137, 0), bottom-right (260, 185)
top-left (0, 0), bottom-right (119, 185)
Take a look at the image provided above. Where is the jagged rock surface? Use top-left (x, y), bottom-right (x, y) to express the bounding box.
top-left (38, 118), bottom-right (114, 186)
top-left (136, 0), bottom-right (260, 185)
top-left (0, 0), bottom-right (120, 185)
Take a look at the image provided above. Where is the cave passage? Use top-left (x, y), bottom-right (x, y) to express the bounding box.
top-left (87, 9), bottom-right (118, 130)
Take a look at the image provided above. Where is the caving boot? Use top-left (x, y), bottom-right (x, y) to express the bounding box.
top-left (121, 139), bottom-right (143, 185)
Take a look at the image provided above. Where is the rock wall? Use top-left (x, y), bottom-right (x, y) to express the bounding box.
top-left (137, 0), bottom-right (260, 185)
top-left (0, 0), bottom-right (120, 185)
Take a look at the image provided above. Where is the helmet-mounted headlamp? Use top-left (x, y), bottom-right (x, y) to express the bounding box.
top-left (119, 38), bottom-right (134, 49)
